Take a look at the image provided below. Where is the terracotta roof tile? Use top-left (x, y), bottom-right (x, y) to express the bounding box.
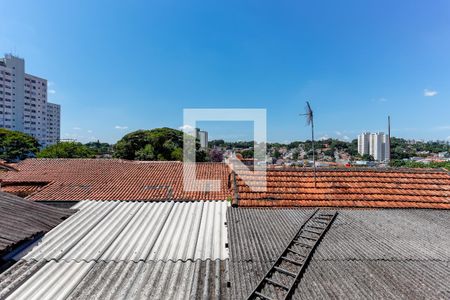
top-left (233, 167), bottom-right (450, 209)
top-left (0, 159), bottom-right (232, 201)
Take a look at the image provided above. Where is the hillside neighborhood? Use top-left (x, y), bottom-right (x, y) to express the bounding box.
top-left (2, 1), bottom-right (450, 299)
top-left (0, 158), bottom-right (449, 299)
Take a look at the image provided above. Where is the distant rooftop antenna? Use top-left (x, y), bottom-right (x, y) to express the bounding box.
top-left (300, 101), bottom-right (316, 187)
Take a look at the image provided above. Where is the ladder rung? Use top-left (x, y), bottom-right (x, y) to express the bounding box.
top-left (281, 256), bottom-right (302, 265)
top-left (265, 278), bottom-right (289, 290)
top-left (293, 241), bottom-right (312, 248)
top-left (254, 291), bottom-right (274, 300)
top-left (314, 220), bottom-right (330, 225)
top-left (307, 225), bottom-right (326, 230)
top-left (287, 248), bottom-right (305, 257)
top-left (274, 266), bottom-right (296, 277)
top-left (299, 235), bottom-right (317, 241)
top-left (315, 217), bottom-right (332, 221)
top-left (303, 229), bottom-right (321, 235)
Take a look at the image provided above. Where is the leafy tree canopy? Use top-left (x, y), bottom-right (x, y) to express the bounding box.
top-left (38, 142), bottom-right (95, 158)
top-left (85, 140), bottom-right (112, 156)
top-left (390, 159), bottom-right (450, 171)
top-left (114, 127), bottom-right (205, 161)
top-left (0, 128), bottom-right (39, 162)
top-left (240, 149), bottom-right (254, 159)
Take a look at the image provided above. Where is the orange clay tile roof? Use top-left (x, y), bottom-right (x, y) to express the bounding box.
top-left (0, 159), bottom-right (232, 201)
top-left (232, 167), bottom-right (450, 209)
top-left (1, 182), bottom-right (49, 198)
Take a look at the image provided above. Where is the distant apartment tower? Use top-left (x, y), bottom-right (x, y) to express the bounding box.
top-left (358, 132), bottom-right (370, 155)
top-left (46, 103), bottom-right (61, 145)
top-left (0, 54), bottom-right (60, 146)
top-left (198, 130), bottom-right (208, 149)
top-left (193, 128), bottom-right (208, 149)
top-left (358, 132), bottom-right (390, 162)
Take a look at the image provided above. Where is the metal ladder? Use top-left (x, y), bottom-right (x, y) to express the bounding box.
top-left (247, 209), bottom-right (338, 300)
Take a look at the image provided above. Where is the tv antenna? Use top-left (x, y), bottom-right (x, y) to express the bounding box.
top-left (300, 101), bottom-right (317, 187)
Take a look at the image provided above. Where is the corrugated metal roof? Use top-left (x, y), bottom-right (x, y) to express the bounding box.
top-left (24, 200), bottom-right (229, 262)
top-left (0, 201), bottom-right (230, 300)
top-left (228, 207), bottom-right (450, 299)
top-left (0, 260), bottom-right (228, 300)
top-left (293, 260), bottom-right (450, 299)
top-left (0, 191), bottom-right (74, 257)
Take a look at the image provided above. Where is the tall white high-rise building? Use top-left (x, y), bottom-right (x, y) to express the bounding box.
top-left (46, 103), bottom-right (61, 146)
top-left (198, 130), bottom-right (208, 149)
top-left (0, 54), bottom-right (60, 146)
top-left (358, 131), bottom-right (390, 162)
top-left (357, 132), bottom-right (370, 155)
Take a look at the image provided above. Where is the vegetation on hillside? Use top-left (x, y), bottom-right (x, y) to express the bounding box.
top-left (1, 126), bottom-right (448, 168)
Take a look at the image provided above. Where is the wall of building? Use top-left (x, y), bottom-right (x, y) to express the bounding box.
top-left (0, 61), bottom-right (14, 130)
top-left (0, 54), bottom-right (60, 147)
top-left (46, 103), bottom-right (60, 145)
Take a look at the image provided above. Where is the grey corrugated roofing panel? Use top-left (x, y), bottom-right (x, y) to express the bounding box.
top-left (312, 209), bottom-right (450, 261)
top-left (68, 260), bottom-right (228, 300)
top-left (228, 207), bottom-right (450, 299)
top-left (0, 191), bottom-right (74, 256)
top-left (293, 260), bottom-right (450, 299)
top-left (0, 261), bottom-right (46, 299)
top-left (0, 260), bottom-right (228, 300)
top-left (24, 200), bottom-right (228, 262)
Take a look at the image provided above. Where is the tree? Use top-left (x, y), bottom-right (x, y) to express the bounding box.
top-left (85, 140), bottom-right (112, 156)
top-left (323, 149), bottom-right (334, 157)
top-left (361, 154), bottom-right (375, 161)
top-left (210, 148), bottom-right (224, 162)
top-left (273, 149), bottom-right (281, 159)
top-left (135, 144), bottom-right (155, 160)
top-left (114, 127), bottom-right (206, 161)
top-left (240, 149), bottom-right (254, 159)
top-left (0, 128), bottom-right (39, 162)
top-left (38, 142), bottom-right (95, 158)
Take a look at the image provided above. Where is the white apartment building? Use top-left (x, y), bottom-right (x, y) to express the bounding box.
top-left (46, 102), bottom-right (61, 146)
top-left (0, 54), bottom-right (60, 146)
top-left (358, 132), bottom-right (390, 162)
top-left (357, 132), bottom-right (370, 155)
top-left (198, 130), bottom-right (208, 149)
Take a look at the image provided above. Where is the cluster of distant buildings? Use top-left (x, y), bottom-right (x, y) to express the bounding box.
top-left (357, 132), bottom-right (390, 162)
top-left (0, 54), bottom-right (60, 147)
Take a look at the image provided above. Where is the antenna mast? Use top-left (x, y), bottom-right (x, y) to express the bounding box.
top-left (300, 101), bottom-right (317, 188)
top-left (311, 110), bottom-right (316, 188)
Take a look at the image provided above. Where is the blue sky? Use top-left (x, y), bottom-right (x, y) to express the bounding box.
top-left (1, 0), bottom-right (450, 143)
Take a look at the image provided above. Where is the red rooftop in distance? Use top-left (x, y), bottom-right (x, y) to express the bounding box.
top-left (232, 167), bottom-right (450, 209)
top-left (0, 159), bottom-right (232, 202)
top-left (1, 159), bottom-right (449, 209)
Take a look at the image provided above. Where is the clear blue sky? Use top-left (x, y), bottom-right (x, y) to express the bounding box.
top-left (1, 0), bottom-right (450, 143)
